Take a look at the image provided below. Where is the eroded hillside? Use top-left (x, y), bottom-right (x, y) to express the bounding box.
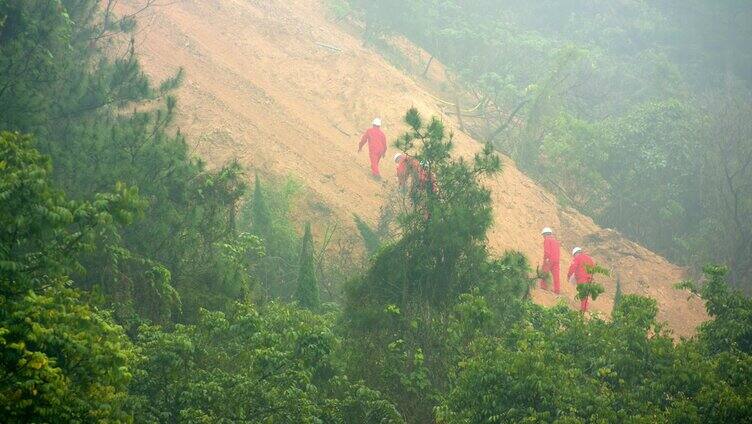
top-left (116, 0), bottom-right (707, 337)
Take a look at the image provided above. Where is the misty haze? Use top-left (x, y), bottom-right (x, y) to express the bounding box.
top-left (1, 1), bottom-right (751, 422)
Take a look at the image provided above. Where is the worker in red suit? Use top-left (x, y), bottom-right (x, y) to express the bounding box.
top-left (359, 118), bottom-right (387, 180)
top-left (567, 246), bottom-right (595, 312)
top-left (394, 152), bottom-right (436, 220)
top-left (395, 153), bottom-right (424, 188)
top-left (394, 153), bottom-right (435, 193)
top-left (539, 227), bottom-right (561, 294)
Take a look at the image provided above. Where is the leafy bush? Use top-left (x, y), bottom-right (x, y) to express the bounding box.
top-left (0, 133), bottom-right (137, 421)
top-left (129, 302), bottom-right (402, 423)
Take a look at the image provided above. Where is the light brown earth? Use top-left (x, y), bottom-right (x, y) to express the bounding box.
top-left (115, 0), bottom-right (708, 338)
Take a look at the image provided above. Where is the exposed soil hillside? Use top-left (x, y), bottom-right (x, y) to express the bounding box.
top-left (116, 0), bottom-right (707, 337)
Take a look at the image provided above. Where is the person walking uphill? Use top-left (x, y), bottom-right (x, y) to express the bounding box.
top-left (359, 118), bottom-right (387, 180)
top-left (568, 247), bottom-right (595, 312)
top-left (539, 227), bottom-right (561, 294)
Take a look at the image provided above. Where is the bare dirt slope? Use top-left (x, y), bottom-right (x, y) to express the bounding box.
top-left (116, 0), bottom-right (707, 337)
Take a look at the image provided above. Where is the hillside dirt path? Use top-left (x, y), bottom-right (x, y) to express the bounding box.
top-left (116, 0), bottom-right (707, 337)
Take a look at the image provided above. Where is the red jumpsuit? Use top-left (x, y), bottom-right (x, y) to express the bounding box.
top-left (540, 235), bottom-right (561, 294)
top-left (359, 127), bottom-right (387, 177)
top-left (396, 156), bottom-right (436, 195)
top-left (568, 252), bottom-right (595, 312)
top-left (396, 156), bottom-right (436, 219)
top-left (396, 156), bottom-right (426, 188)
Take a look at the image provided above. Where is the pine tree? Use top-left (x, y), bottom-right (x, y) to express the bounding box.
top-left (352, 107), bottom-right (502, 309)
top-left (296, 223), bottom-right (320, 309)
top-left (250, 174), bottom-right (273, 242)
top-left (613, 274), bottom-right (623, 315)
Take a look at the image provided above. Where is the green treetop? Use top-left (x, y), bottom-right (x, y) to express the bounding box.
top-left (296, 222), bottom-right (320, 309)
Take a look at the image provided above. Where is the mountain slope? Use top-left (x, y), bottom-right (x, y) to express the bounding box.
top-left (116, 0), bottom-right (707, 337)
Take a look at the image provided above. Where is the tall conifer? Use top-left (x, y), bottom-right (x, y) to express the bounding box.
top-left (296, 223), bottom-right (320, 309)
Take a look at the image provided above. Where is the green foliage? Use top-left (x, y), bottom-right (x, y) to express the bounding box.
top-left (576, 264), bottom-right (609, 302)
top-left (213, 232), bottom-right (265, 303)
top-left (343, 109), bottom-right (529, 423)
top-left (240, 176), bottom-right (302, 300)
top-left (0, 132), bottom-right (136, 421)
top-left (346, 108), bottom-right (503, 331)
top-left (613, 275), bottom-right (623, 312)
top-left (597, 101), bottom-right (699, 252)
top-left (129, 302), bottom-right (403, 423)
top-left (576, 282), bottom-right (605, 303)
top-left (0, 288), bottom-right (135, 423)
top-left (437, 336), bottom-right (611, 423)
top-left (0, 132), bottom-right (143, 290)
top-left (249, 175), bottom-right (274, 242)
top-left (438, 286), bottom-right (752, 423)
top-left (296, 223), bottom-right (320, 309)
top-left (2, 3), bottom-right (397, 418)
top-left (481, 251), bottom-right (535, 306)
top-left (695, 265), bottom-right (752, 355)
top-left (4, 1), bottom-right (752, 422)
top-left (340, 112), bottom-right (752, 422)
top-left (539, 113), bottom-right (610, 210)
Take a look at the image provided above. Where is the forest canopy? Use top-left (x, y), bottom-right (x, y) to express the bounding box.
top-left (1, 0), bottom-right (752, 423)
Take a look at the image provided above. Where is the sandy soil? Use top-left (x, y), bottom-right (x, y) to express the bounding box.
top-left (115, 0), bottom-right (707, 338)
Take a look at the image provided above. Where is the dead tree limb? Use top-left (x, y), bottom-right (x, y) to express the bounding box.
top-left (315, 42), bottom-right (343, 52)
top-left (487, 98), bottom-right (529, 143)
top-left (421, 55), bottom-right (434, 77)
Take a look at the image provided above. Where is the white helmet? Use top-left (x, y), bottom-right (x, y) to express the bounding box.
top-left (394, 153), bottom-right (404, 163)
top-left (372, 117), bottom-right (382, 127)
top-left (541, 227), bottom-right (553, 235)
top-left (572, 247), bottom-right (582, 256)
